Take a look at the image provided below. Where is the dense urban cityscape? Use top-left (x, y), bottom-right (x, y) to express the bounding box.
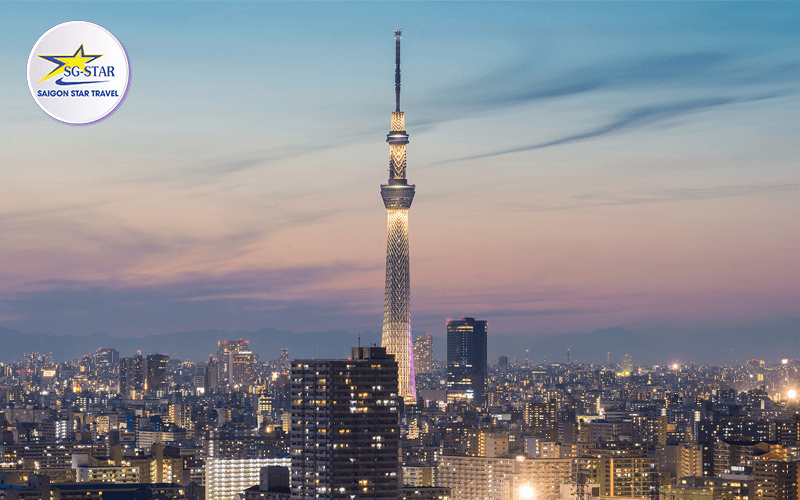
top-left (0, 332), bottom-right (798, 500)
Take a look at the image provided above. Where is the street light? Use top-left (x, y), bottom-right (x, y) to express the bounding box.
top-left (519, 485), bottom-right (534, 500)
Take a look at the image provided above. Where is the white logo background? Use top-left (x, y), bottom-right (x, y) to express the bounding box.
top-left (27, 21), bottom-right (129, 124)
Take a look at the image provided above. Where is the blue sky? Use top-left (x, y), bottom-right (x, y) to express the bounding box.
top-left (1, 2), bottom-right (798, 349)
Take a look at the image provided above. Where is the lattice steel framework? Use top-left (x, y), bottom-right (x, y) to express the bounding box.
top-left (383, 208), bottom-right (414, 400)
top-left (380, 29), bottom-right (416, 402)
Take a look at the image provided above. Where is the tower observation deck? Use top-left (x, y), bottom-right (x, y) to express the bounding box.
top-left (381, 29), bottom-right (416, 403)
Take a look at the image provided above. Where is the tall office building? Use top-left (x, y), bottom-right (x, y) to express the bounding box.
top-left (145, 353), bottom-right (169, 393)
top-left (193, 361), bottom-right (208, 394)
top-left (619, 354), bottom-right (633, 376)
top-left (228, 350), bottom-right (254, 389)
top-left (217, 339), bottom-right (249, 385)
top-left (380, 29), bottom-right (416, 403)
top-left (23, 352), bottom-right (43, 372)
top-left (207, 355), bottom-right (219, 391)
top-left (95, 349), bottom-right (120, 372)
top-left (413, 335), bottom-right (433, 374)
top-left (119, 355), bottom-right (144, 397)
top-left (291, 346), bottom-right (400, 499)
top-left (446, 317), bottom-right (488, 406)
top-left (278, 348), bottom-right (290, 374)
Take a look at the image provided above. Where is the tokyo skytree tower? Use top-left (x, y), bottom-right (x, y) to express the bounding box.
top-left (381, 29), bottom-right (416, 402)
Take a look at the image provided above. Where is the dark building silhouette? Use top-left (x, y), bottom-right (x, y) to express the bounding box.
top-left (95, 348), bottom-right (120, 371)
top-left (119, 355), bottom-right (144, 396)
top-left (499, 355), bottom-right (509, 373)
top-left (145, 353), bottom-right (169, 393)
top-left (446, 317), bottom-right (488, 406)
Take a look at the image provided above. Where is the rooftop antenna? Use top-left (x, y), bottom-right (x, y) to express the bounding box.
top-left (394, 29), bottom-right (402, 112)
top-left (358, 332), bottom-right (361, 348)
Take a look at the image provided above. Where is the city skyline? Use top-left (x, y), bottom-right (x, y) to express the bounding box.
top-left (1, 3), bottom-right (798, 348)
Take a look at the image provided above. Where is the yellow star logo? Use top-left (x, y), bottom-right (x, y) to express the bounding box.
top-left (37, 44), bottom-right (103, 83)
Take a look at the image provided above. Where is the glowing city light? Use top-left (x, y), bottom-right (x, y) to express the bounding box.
top-left (788, 390), bottom-right (796, 399)
top-left (519, 485), bottom-right (534, 500)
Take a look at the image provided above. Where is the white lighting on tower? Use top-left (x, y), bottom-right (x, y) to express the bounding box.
top-left (380, 29), bottom-right (416, 402)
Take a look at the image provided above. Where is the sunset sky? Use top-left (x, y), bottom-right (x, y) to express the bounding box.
top-left (1, 2), bottom-right (798, 341)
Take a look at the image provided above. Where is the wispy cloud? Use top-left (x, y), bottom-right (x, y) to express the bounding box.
top-left (428, 52), bottom-right (731, 113)
top-left (501, 182), bottom-right (800, 213)
top-left (437, 91), bottom-right (792, 163)
top-left (414, 43), bottom-right (799, 163)
top-left (0, 263), bottom-right (381, 337)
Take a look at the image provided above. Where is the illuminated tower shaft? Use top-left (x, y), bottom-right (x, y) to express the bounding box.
top-left (381, 29), bottom-right (416, 402)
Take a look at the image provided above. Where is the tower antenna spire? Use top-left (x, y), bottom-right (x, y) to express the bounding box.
top-left (395, 29), bottom-right (402, 112)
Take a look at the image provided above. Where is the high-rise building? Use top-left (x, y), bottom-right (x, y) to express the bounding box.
top-left (414, 335), bottom-right (433, 374)
top-left (619, 354), bottom-right (633, 376)
top-left (207, 355), bottom-right (219, 392)
top-left (678, 443), bottom-right (704, 479)
top-left (23, 352), bottom-right (43, 372)
top-left (380, 29), bottom-right (416, 403)
top-left (524, 400), bottom-right (558, 434)
top-left (145, 353), bottom-right (169, 393)
top-left (95, 349), bottom-right (120, 372)
top-left (446, 317), bottom-right (488, 406)
top-left (291, 346), bottom-right (400, 499)
top-left (228, 350), bottom-right (254, 389)
top-left (258, 395), bottom-right (273, 414)
top-left (168, 403), bottom-right (191, 430)
top-left (217, 339), bottom-right (249, 385)
top-left (499, 356), bottom-right (509, 373)
top-left (193, 362), bottom-right (208, 394)
top-left (119, 355), bottom-right (144, 397)
top-left (755, 460), bottom-right (800, 500)
top-left (278, 348), bottom-right (290, 374)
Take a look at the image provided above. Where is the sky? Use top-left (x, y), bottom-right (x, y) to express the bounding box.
top-left (1, 2), bottom-right (798, 344)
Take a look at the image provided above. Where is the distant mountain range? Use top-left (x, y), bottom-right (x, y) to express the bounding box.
top-left (0, 327), bottom-right (382, 365)
top-left (489, 319), bottom-right (800, 366)
top-left (0, 317), bottom-right (797, 366)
